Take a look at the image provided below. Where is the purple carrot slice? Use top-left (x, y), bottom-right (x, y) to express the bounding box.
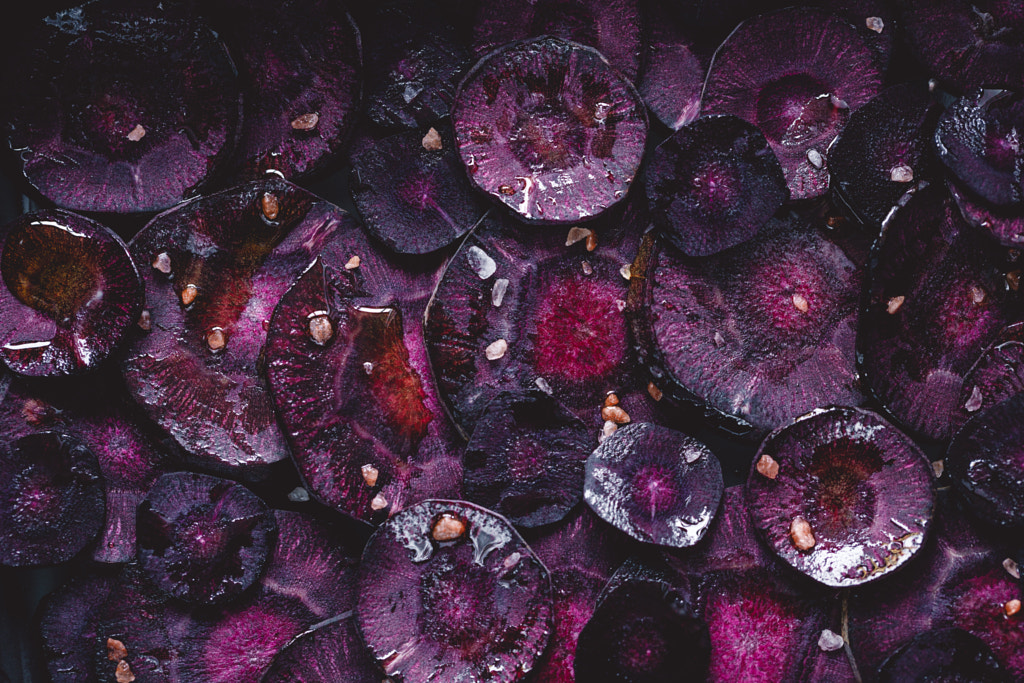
top-left (0, 210), bottom-right (142, 377)
top-left (951, 179), bottom-right (1024, 247)
top-left (37, 573), bottom-right (116, 683)
top-left (629, 213), bottom-right (869, 436)
top-left (356, 500), bottom-right (553, 681)
top-left (746, 406), bottom-right (935, 587)
top-left (464, 390), bottom-right (592, 528)
top-left (122, 178), bottom-right (345, 478)
top-left (936, 89), bottom-right (1024, 207)
top-left (947, 393), bottom-right (1024, 528)
top-left (858, 182), bottom-right (1024, 440)
top-left (584, 422), bottom-right (723, 547)
top-left (349, 122), bottom-right (487, 254)
top-left (137, 471), bottom-right (276, 605)
top-left (0, 431), bottom-right (104, 566)
top-left (820, 0), bottom-right (896, 73)
top-left (829, 82), bottom-right (940, 226)
top-left (955, 324), bottom-right (1024, 432)
top-left (261, 614), bottom-right (379, 683)
top-left (425, 208), bottom-right (648, 438)
top-left (896, 0), bottom-right (1024, 92)
top-left (357, 0), bottom-right (470, 129)
top-left (2, 0), bottom-right (241, 214)
top-left (574, 560), bottom-right (710, 682)
top-left (876, 627), bottom-right (1011, 683)
top-left (637, 1), bottom-right (707, 131)
top-left (472, 0), bottom-right (642, 82)
top-left (265, 219), bottom-right (462, 523)
top-left (701, 7), bottom-right (883, 200)
top-left (452, 36), bottom-right (648, 224)
top-left (646, 114), bottom-right (787, 256)
top-left (211, 0), bottom-right (361, 180)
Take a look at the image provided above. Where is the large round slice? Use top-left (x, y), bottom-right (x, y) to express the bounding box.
top-left (122, 178), bottom-right (345, 478)
top-left (701, 7), bottom-right (883, 199)
top-left (2, 0), bottom-right (241, 213)
top-left (629, 213), bottom-right (869, 436)
top-left (356, 500), bottom-right (553, 681)
top-left (746, 406), bottom-right (935, 587)
top-left (954, 325), bottom-right (1024, 433)
top-left (452, 36), bottom-right (648, 224)
top-left (0, 210), bottom-right (142, 377)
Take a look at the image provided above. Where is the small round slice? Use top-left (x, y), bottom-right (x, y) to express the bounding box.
top-left (3, 1), bottom-right (241, 213)
top-left (746, 406), bottom-right (935, 588)
top-left (877, 627), bottom-right (1011, 683)
top-left (646, 114), bottom-right (787, 256)
top-left (584, 422), bottom-right (723, 547)
top-left (935, 89), bottom-right (1024, 207)
top-left (701, 7), bottom-right (883, 199)
top-left (0, 210), bottom-right (142, 377)
top-left (452, 36), bottom-right (648, 224)
top-left (356, 500), bottom-right (553, 681)
top-left (136, 471), bottom-right (276, 605)
top-left (0, 432), bottom-right (104, 566)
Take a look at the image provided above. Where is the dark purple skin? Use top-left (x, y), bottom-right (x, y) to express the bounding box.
top-left (37, 573), bottom-right (116, 683)
top-left (584, 422), bottom-right (723, 548)
top-left (629, 213), bottom-right (869, 436)
top-left (936, 89), bottom-right (1024, 207)
top-left (0, 431), bottom-right (104, 567)
top-left (472, 0), bottom-right (642, 83)
top-left (646, 114), bottom-right (788, 256)
top-left (701, 7), bottom-right (883, 200)
top-left (954, 323), bottom-right (1024, 433)
top-left (136, 472), bottom-right (277, 606)
top-left (452, 36), bottom-right (649, 224)
top-left (951, 179), bottom-right (1024, 247)
top-left (947, 393), bottom-right (1024, 528)
top-left (747, 406), bottom-right (935, 588)
top-left (637, 1), bottom-right (707, 131)
top-left (261, 614), bottom-right (379, 683)
top-left (829, 82), bottom-right (940, 226)
top-left (876, 628), bottom-right (1011, 683)
top-left (265, 216), bottom-right (462, 524)
top-left (349, 122), bottom-right (488, 254)
top-left (357, 0), bottom-right (470, 130)
top-left (464, 390), bottom-right (592, 528)
top-left (424, 207), bottom-right (649, 439)
top-left (356, 500), bottom-right (553, 682)
top-left (122, 179), bottom-right (346, 479)
top-left (858, 182), bottom-right (1024, 441)
top-left (0, 210), bottom-right (143, 377)
top-left (0, 373), bottom-right (170, 564)
top-left (210, 0), bottom-right (362, 180)
top-left (896, 0), bottom-right (1024, 92)
top-left (2, 0), bottom-right (241, 214)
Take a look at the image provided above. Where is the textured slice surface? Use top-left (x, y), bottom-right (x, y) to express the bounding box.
top-left (954, 325), bottom-right (1024, 433)
top-left (262, 614), bottom-right (379, 683)
top-left (877, 627), bottom-right (1010, 682)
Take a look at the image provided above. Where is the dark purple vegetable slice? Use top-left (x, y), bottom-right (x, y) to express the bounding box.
top-left (574, 560), bottom-right (710, 683)
top-left (701, 7), bottom-right (883, 200)
top-left (637, 2), bottom-right (706, 131)
top-left (629, 213), bottom-right (869, 436)
top-left (829, 82), bottom-right (940, 226)
top-left (425, 208), bottom-right (648, 437)
top-left (951, 179), bottom-right (1024, 247)
top-left (820, 0), bottom-right (896, 73)
top-left (464, 390), bottom-right (592, 528)
top-left (356, 500), bottom-right (553, 681)
top-left (37, 573), bottom-right (116, 683)
top-left (896, 0), bottom-right (1024, 92)
top-left (211, 0), bottom-right (361, 180)
top-left (0, 431), bottom-right (104, 566)
top-left (647, 114), bottom-right (787, 256)
top-left (2, 0), bottom-right (241, 214)
top-left (265, 218), bottom-right (462, 523)
top-left (349, 122), bottom-right (487, 254)
top-left (954, 324), bottom-right (1024, 432)
top-left (936, 89), bottom-right (1024, 207)
top-left (452, 36), bottom-right (648, 224)
top-left (746, 406), bottom-right (935, 587)
top-left (947, 393), bottom-right (1024, 528)
top-left (261, 613), bottom-right (378, 683)
top-left (877, 627), bottom-right (1011, 682)
top-left (122, 178), bottom-right (345, 478)
top-left (584, 422), bottom-right (723, 547)
top-left (357, 0), bottom-right (470, 130)
top-left (0, 210), bottom-right (142, 377)
top-left (858, 182), bottom-right (1024, 440)
top-left (472, 0), bottom-right (642, 82)
top-left (137, 472), bottom-right (276, 605)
